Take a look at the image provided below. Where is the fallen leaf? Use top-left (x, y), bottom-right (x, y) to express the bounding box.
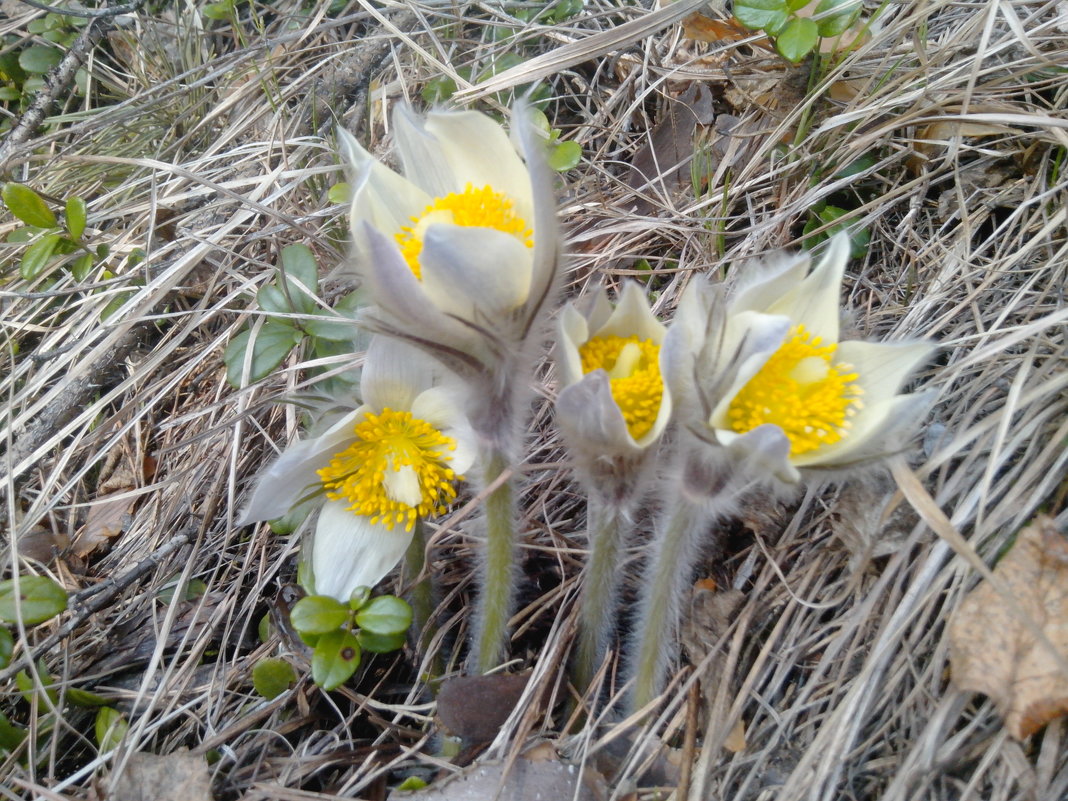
top-left (948, 516), bottom-right (1068, 739)
top-left (436, 673), bottom-right (529, 744)
top-left (72, 433), bottom-right (150, 558)
top-left (110, 748), bottom-right (212, 801)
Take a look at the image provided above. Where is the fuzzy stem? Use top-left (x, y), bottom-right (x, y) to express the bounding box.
top-left (404, 519), bottom-right (433, 650)
top-left (628, 498), bottom-right (704, 713)
top-left (572, 495), bottom-right (630, 694)
top-left (472, 447), bottom-right (516, 672)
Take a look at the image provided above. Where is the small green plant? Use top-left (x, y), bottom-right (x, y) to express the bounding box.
top-left (0, 15), bottom-right (89, 131)
top-left (289, 590), bottom-right (412, 691)
top-left (734, 0), bottom-right (861, 63)
top-left (2, 183), bottom-right (107, 281)
top-left (223, 244), bottom-right (363, 387)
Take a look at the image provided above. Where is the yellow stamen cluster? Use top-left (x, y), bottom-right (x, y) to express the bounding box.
top-left (579, 334), bottom-right (664, 440)
top-left (395, 183), bottom-right (533, 279)
top-left (317, 408), bottom-right (460, 531)
top-left (728, 325), bottom-right (863, 457)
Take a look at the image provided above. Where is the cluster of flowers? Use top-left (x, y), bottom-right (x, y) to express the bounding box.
top-left (242, 104), bottom-right (934, 709)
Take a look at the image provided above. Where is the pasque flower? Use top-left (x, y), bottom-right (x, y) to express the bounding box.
top-left (629, 233), bottom-right (935, 711)
top-left (241, 337), bottom-right (475, 603)
top-left (555, 282), bottom-right (673, 692)
top-left (338, 104), bottom-right (563, 671)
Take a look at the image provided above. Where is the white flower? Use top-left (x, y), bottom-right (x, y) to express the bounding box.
top-left (241, 338), bottom-right (476, 602)
top-left (338, 105), bottom-right (559, 361)
top-left (665, 233), bottom-right (935, 484)
top-left (555, 282), bottom-right (672, 458)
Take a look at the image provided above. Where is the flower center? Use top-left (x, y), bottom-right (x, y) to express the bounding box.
top-left (394, 183), bottom-right (533, 279)
top-left (579, 335), bottom-right (664, 440)
top-left (317, 408), bottom-right (460, 531)
top-left (727, 325), bottom-right (864, 457)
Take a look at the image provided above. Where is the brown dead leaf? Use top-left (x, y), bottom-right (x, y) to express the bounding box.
top-left (73, 434), bottom-right (150, 558)
top-left (948, 516), bottom-right (1068, 739)
top-left (436, 673), bottom-right (529, 744)
top-left (682, 13), bottom-right (774, 51)
top-left (110, 749), bottom-right (212, 801)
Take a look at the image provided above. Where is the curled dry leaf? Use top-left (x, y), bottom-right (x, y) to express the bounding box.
top-left (948, 516), bottom-right (1068, 739)
top-left (436, 673), bottom-right (529, 744)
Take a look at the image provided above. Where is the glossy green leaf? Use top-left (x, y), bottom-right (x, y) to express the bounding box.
top-left (252, 657), bottom-right (297, 699)
top-left (396, 777), bottom-right (428, 791)
top-left (356, 629), bottom-right (406, 654)
top-left (0, 627), bottom-right (13, 669)
top-left (18, 45), bottom-right (62, 75)
top-left (421, 76), bottom-right (457, 104)
top-left (279, 243), bottom-right (319, 315)
top-left (0, 575), bottom-right (68, 624)
top-left (257, 613), bottom-right (272, 643)
top-left (95, 707), bottom-right (127, 751)
top-left (290, 595), bottom-right (349, 635)
top-left (311, 629), bottom-right (361, 690)
top-left (0, 711), bottom-right (25, 753)
top-left (0, 87), bottom-right (21, 102)
top-left (304, 311), bottom-right (355, 342)
top-left (66, 687), bottom-right (110, 707)
top-left (256, 283), bottom-right (291, 314)
top-left (815, 0), bottom-right (861, 37)
top-left (327, 182), bottom-right (350, 205)
top-left (355, 595), bottom-right (412, 637)
top-left (65, 196), bottom-right (87, 240)
top-left (776, 17), bottom-right (820, 63)
top-left (348, 586), bottom-right (371, 611)
top-left (547, 140), bottom-right (581, 172)
top-left (3, 183), bottom-right (57, 228)
top-left (70, 252), bottom-right (95, 281)
top-left (16, 660), bottom-right (58, 705)
top-left (156, 577), bottom-right (207, 604)
top-left (734, 0), bottom-right (790, 33)
top-left (223, 320), bottom-right (302, 387)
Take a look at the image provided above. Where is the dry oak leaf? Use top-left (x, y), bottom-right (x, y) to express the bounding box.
top-left (948, 516), bottom-right (1068, 739)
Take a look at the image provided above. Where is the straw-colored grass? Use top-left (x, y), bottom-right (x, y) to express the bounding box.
top-left (1, 1), bottom-right (1065, 798)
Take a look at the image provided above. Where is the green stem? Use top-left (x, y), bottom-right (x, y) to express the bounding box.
top-left (473, 448), bottom-right (515, 673)
top-left (404, 519), bottom-right (432, 650)
top-left (629, 499), bottom-right (702, 713)
top-left (572, 496), bottom-right (629, 695)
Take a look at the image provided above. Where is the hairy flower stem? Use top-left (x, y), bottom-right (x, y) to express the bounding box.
top-left (572, 496), bottom-right (632, 695)
top-left (472, 447), bottom-right (516, 672)
top-left (628, 498), bottom-right (705, 713)
top-left (404, 520), bottom-right (432, 648)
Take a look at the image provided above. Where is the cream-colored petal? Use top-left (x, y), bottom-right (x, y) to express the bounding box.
top-left (557, 370), bottom-right (642, 455)
top-left (361, 337), bottom-right (442, 412)
top-left (730, 250), bottom-right (810, 314)
top-left (309, 502), bottom-right (413, 601)
top-left (837, 339), bottom-right (935, 400)
top-left (594, 281), bottom-right (666, 344)
top-left (584, 285), bottom-right (612, 333)
top-left (709, 312), bottom-right (791, 428)
top-left (639, 375), bottom-right (673, 448)
top-left (383, 464), bottom-right (423, 507)
top-left (409, 387), bottom-right (477, 475)
top-left (764, 232), bottom-right (850, 342)
top-left (240, 408), bottom-right (366, 523)
top-left (340, 128), bottom-right (430, 238)
top-left (555, 303), bottom-right (589, 388)
top-left (718, 424), bottom-right (800, 485)
top-left (419, 224), bottom-right (533, 320)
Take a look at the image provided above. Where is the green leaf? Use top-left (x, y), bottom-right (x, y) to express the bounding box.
top-left (396, 777), bottom-right (428, 791)
top-left (279, 243), bottom-right (319, 315)
top-left (356, 629), bottom-right (406, 654)
top-left (156, 577), bottom-right (207, 604)
top-left (421, 76), bottom-right (457, 104)
top-left (223, 320), bottom-right (302, 387)
top-left (304, 311), bottom-right (355, 342)
top-left (785, 0), bottom-right (810, 10)
top-left (16, 660), bottom-right (57, 705)
top-left (776, 17), bottom-right (820, 63)
top-left (0, 87), bottom-right (21, 102)
top-left (95, 707), bottom-right (127, 751)
top-left (327, 182), bottom-right (351, 205)
top-left (70, 252), bottom-right (95, 281)
top-left (734, 0), bottom-right (790, 34)
top-left (66, 687), bottom-right (110, 707)
top-left (348, 586), bottom-right (371, 611)
top-left (256, 283), bottom-right (291, 314)
top-left (290, 595), bottom-right (350, 635)
top-left (257, 613), bottom-right (271, 643)
top-left (18, 45), bottom-right (62, 75)
top-left (3, 183), bottom-right (57, 228)
top-left (0, 575), bottom-right (67, 624)
top-left (815, 0), bottom-right (861, 37)
top-left (0, 711), bottom-right (25, 753)
top-left (202, 1), bottom-right (234, 20)
top-left (355, 595), bottom-right (412, 637)
top-left (0, 627), bottom-right (13, 669)
top-left (547, 140), bottom-right (581, 172)
top-left (252, 657), bottom-right (297, 699)
top-left (311, 629), bottom-right (361, 690)
top-left (65, 196), bottom-right (87, 240)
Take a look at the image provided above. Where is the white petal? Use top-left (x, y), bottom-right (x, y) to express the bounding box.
top-left (556, 303), bottom-right (589, 388)
top-left (593, 281), bottom-right (666, 344)
top-left (730, 250), bottom-right (810, 314)
top-left (362, 337), bottom-right (443, 412)
top-left (557, 370), bottom-right (641, 455)
top-left (419, 224), bottom-right (533, 319)
top-left (340, 128), bottom-right (429, 238)
top-left (836, 339), bottom-right (935, 400)
top-left (584, 286), bottom-right (613, 333)
top-left (383, 465), bottom-right (423, 507)
top-left (309, 502), bottom-right (413, 601)
top-left (765, 233), bottom-right (850, 342)
top-left (709, 312), bottom-right (791, 428)
top-left (240, 408), bottom-right (365, 523)
top-left (409, 387), bottom-right (478, 474)
top-left (719, 424), bottom-right (800, 485)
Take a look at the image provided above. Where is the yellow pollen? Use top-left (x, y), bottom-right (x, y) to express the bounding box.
top-left (579, 334), bottom-right (664, 440)
top-left (394, 183), bottom-right (533, 279)
top-left (727, 325), bottom-right (864, 457)
top-left (316, 408), bottom-right (461, 531)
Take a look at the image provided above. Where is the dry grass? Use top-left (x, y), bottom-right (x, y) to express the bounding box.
top-left (1, 1), bottom-right (1066, 799)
